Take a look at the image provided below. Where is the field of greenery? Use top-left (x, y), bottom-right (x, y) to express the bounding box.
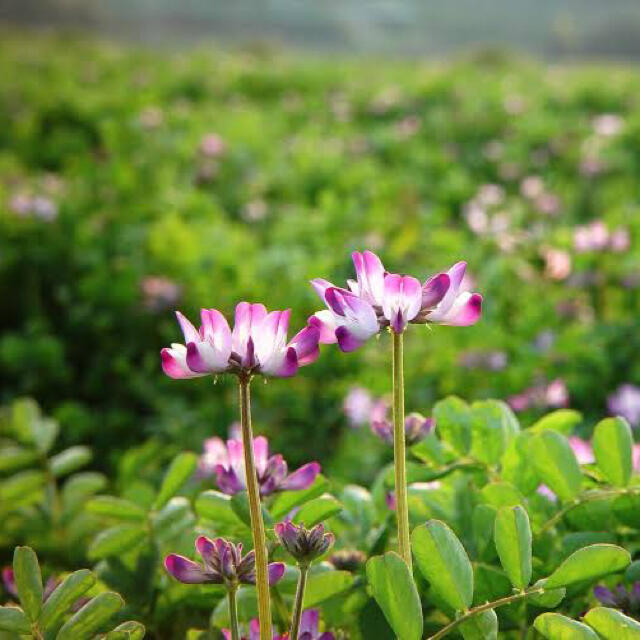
top-left (1, 32), bottom-right (640, 639)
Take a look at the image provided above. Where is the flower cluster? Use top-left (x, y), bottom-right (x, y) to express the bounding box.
top-left (371, 412), bottom-right (435, 446)
top-left (198, 436), bottom-right (320, 497)
top-left (594, 583), bottom-right (640, 616)
top-left (222, 610), bottom-right (334, 640)
top-left (342, 387), bottom-right (387, 428)
top-left (162, 303), bottom-right (319, 379)
top-left (508, 378), bottom-right (569, 412)
top-left (275, 521), bottom-right (335, 564)
top-left (164, 536), bottom-right (285, 587)
top-left (309, 251), bottom-right (481, 351)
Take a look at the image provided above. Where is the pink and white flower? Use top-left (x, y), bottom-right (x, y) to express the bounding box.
top-left (161, 302), bottom-right (319, 379)
top-left (608, 384), bottom-right (640, 428)
top-left (199, 436), bottom-right (320, 497)
top-left (309, 251), bottom-right (481, 351)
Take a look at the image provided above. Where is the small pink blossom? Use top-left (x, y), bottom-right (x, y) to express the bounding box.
top-left (141, 276), bottom-right (181, 311)
top-left (608, 384), bottom-right (640, 428)
top-left (592, 114), bottom-right (624, 137)
top-left (199, 133), bottom-right (226, 157)
top-left (542, 248), bottom-right (572, 281)
top-left (568, 436), bottom-right (594, 464)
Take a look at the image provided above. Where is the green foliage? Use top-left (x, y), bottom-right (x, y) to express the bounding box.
top-left (0, 546), bottom-right (143, 639)
top-left (494, 505), bottom-right (532, 589)
top-left (593, 417), bottom-right (633, 487)
top-left (366, 552), bottom-right (423, 640)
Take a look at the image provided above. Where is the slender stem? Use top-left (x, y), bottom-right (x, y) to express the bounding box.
top-left (427, 588), bottom-right (543, 640)
top-left (228, 587), bottom-right (240, 640)
top-left (290, 563), bottom-right (309, 640)
top-left (392, 331), bottom-right (412, 570)
top-left (238, 377), bottom-right (272, 640)
top-left (537, 487), bottom-right (640, 536)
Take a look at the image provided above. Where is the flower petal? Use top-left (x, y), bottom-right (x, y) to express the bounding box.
top-left (201, 308), bottom-right (232, 361)
top-left (176, 311), bottom-right (199, 343)
top-left (253, 436), bottom-right (269, 477)
top-left (267, 562), bottom-right (285, 585)
top-left (308, 312), bottom-right (338, 344)
top-left (421, 273), bottom-right (450, 309)
top-left (275, 346), bottom-right (299, 378)
top-left (161, 345), bottom-right (203, 379)
top-left (288, 326), bottom-right (320, 366)
top-left (232, 302), bottom-right (267, 365)
top-left (164, 555), bottom-right (209, 584)
top-left (335, 326), bottom-right (366, 352)
top-left (428, 261), bottom-right (466, 320)
top-left (439, 292), bottom-right (482, 326)
top-left (281, 462), bottom-right (321, 491)
top-left (310, 278), bottom-right (335, 301)
top-left (299, 609), bottom-right (320, 636)
top-left (382, 274), bottom-right (422, 332)
top-left (352, 250), bottom-right (386, 305)
top-left (186, 341), bottom-right (230, 373)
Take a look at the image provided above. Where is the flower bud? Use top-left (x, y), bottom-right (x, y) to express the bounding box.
top-left (328, 549), bottom-right (366, 572)
top-left (275, 521), bottom-right (334, 564)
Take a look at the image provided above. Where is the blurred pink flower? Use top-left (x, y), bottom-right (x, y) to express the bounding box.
top-left (508, 378), bottom-right (569, 412)
top-left (534, 193), bottom-right (561, 216)
top-left (542, 248), bottom-right (572, 281)
top-left (520, 176), bottom-right (544, 200)
top-left (8, 193), bottom-right (32, 216)
top-left (141, 276), bottom-right (181, 311)
top-left (477, 184), bottom-right (505, 207)
top-left (568, 436), bottom-right (594, 464)
top-left (574, 220), bottom-right (610, 252)
top-left (592, 114), bottom-right (624, 137)
top-left (537, 484), bottom-right (557, 502)
top-left (608, 384), bottom-right (640, 428)
top-left (609, 228), bottom-right (630, 253)
top-left (200, 133), bottom-right (226, 157)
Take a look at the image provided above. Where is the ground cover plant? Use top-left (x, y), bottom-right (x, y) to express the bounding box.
top-left (1, 31), bottom-right (640, 639)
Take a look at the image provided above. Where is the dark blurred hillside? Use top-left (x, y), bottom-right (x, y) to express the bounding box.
top-left (3, 0), bottom-right (640, 59)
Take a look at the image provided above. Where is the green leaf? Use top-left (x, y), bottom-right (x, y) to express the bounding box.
top-left (584, 606), bottom-right (640, 638)
top-left (432, 396), bottom-right (472, 455)
top-left (105, 620), bottom-right (146, 639)
top-left (593, 417), bottom-right (633, 487)
top-left (625, 560), bottom-right (640, 583)
top-left (0, 445), bottom-right (39, 473)
top-left (530, 431), bottom-right (582, 501)
top-left (13, 546), bottom-right (42, 622)
top-left (293, 494), bottom-right (342, 527)
top-left (412, 519), bottom-right (473, 611)
top-left (62, 472), bottom-right (107, 511)
top-left (194, 490), bottom-right (242, 526)
top-left (545, 544), bottom-right (631, 589)
top-left (472, 504), bottom-right (497, 561)
top-left (153, 451), bottom-right (198, 510)
top-left (86, 496), bottom-right (147, 522)
top-left (0, 470), bottom-right (46, 503)
top-left (40, 569), bottom-right (95, 633)
top-left (494, 505), bottom-right (532, 589)
top-left (460, 609), bottom-right (498, 640)
top-left (303, 570), bottom-right (354, 607)
top-left (0, 606), bottom-right (31, 633)
top-left (366, 552), bottom-right (423, 640)
top-left (56, 592), bottom-right (124, 639)
top-left (230, 491), bottom-right (273, 528)
top-left (612, 493), bottom-right (640, 528)
top-left (50, 446), bottom-right (92, 477)
top-left (470, 400), bottom-right (516, 464)
top-left (500, 432), bottom-right (539, 495)
top-left (270, 474), bottom-right (330, 520)
top-left (526, 579), bottom-right (565, 608)
top-left (88, 524), bottom-right (147, 560)
top-left (534, 613), bottom-right (599, 639)
top-left (530, 409), bottom-right (582, 435)
top-left (150, 497), bottom-right (196, 543)
top-left (481, 482), bottom-right (524, 508)
top-left (341, 485), bottom-right (376, 531)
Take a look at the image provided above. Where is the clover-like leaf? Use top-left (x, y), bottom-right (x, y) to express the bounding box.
top-left (412, 519), bottom-right (473, 611)
top-left (13, 546), bottom-right (43, 622)
top-left (544, 544), bottom-right (630, 589)
top-left (494, 505), bottom-right (532, 589)
top-left (592, 417), bottom-right (633, 487)
top-left (366, 552), bottom-right (423, 640)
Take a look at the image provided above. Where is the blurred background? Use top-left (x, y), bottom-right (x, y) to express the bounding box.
top-left (1, 1), bottom-right (639, 482)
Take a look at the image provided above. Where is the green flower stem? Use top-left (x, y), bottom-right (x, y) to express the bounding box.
top-left (289, 563), bottom-right (309, 640)
top-left (239, 376), bottom-right (272, 640)
top-left (228, 586), bottom-right (240, 640)
top-left (392, 331), bottom-right (412, 571)
top-left (427, 587), bottom-right (544, 640)
top-left (537, 486), bottom-right (640, 536)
